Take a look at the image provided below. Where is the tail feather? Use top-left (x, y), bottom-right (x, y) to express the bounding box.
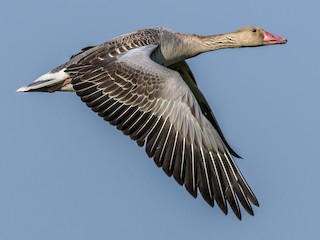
top-left (16, 68), bottom-right (74, 92)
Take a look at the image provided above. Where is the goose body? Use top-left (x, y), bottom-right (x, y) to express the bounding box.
top-left (17, 26), bottom-right (287, 219)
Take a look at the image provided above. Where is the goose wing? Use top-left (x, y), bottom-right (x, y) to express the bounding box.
top-left (66, 44), bottom-right (258, 220)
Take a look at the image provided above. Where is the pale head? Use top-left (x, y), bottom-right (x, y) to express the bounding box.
top-left (232, 26), bottom-right (287, 47)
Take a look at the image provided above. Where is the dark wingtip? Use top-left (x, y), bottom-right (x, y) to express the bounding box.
top-left (253, 199), bottom-right (260, 207)
top-left (229, 148), bottom-right (242, 159)
top-left (218, 202), bottom-right (228, 215)
top-left (235, 211), bottom-right (242, 221)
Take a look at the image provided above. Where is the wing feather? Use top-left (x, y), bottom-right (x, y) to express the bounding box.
top-left (67, 41), bottom-right (258, 219)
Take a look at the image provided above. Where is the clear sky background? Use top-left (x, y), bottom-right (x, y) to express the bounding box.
top-left (1, 0), bottom-right (318, 239)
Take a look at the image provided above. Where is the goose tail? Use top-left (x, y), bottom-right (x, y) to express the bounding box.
top-left (16, 68), bottom-right (74, 93)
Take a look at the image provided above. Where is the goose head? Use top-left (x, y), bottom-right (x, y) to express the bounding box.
top-left (233, 26), bottom-right (287, 47)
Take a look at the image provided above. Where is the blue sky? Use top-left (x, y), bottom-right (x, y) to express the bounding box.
top-left (1, 0), bottom-right (319, 239)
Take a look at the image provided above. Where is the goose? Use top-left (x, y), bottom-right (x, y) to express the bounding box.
top-left (17, 26), bottom-right (287, 220)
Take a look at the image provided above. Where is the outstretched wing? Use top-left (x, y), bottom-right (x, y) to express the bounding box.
top-left (66, 44), bottom-right (258, 219)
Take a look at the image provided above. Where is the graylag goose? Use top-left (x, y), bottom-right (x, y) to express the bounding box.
top-left (17, 26), bottom-right (287, 220)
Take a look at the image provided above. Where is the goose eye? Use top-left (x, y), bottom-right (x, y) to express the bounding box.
top-left (252, 29), bottom-right (257, 33)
